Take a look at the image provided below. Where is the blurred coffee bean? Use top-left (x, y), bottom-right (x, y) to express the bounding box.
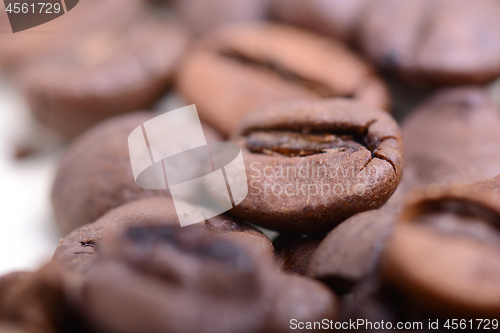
top-left (170, 0), bottom-right (270, 35)
top-left (389, 88), bottom-right (500, 208)
top-left (265, 274), bottom-right (338, 333)
top-left (51, 112), bottom-right (221, 234)
top-left (274, 234), bottom-right (324, 275)
top-left (214, 99), bottom-right (403, 234)
top-left (16, 11), bottom-right (191, 138)
top-left (0, 265), bottom-right (85, 333)
top-left (358, 0), bottom-right (500, 86)
top-left (71, 224), bottom-right (337, 333)
top-left (306, 210), bottom-right (397, 294)
top-left (454, 174), bottom-right (500, 202)
top-left (382, 188), bottom-right (500, 317)
top-left (0, 0), bottom-right (142, 73)
top-left (270, 0), bottom-right (368, 42)
top-left (177, 22), bottom-right (390, 136)
top-left (342, 275), bottom-right (434, 329)
top-left (52, 197), bottom-right (274, 274)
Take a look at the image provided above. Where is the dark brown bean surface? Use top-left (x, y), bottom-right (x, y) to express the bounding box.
top-left (306, 209), bottom-right (397, 294)
top-left (52, 197), bottom-right (274, 274)
top-left (273, 234), bottom-right (324, 275)
top-left (213, 99), bottom-right (403, 234)
top-left (0, 265), bottom-right (83, 333)
top-left (382, 188), bottom-right (500, 317)
top-left (51, 112), bottom-right (222, 234)
top-left (177, 22), bottom-right (390, 136)
top-left (73, 225), bottom-right (337, 333)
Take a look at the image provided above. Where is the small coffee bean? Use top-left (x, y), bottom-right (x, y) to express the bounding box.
top-left (177, 22), bottom-right (390, 136)
top-left (211, 99), bottom-right (403, 234)
top-left (73, 224), bottom-right (337, 333)
top-left (273, 234), bottom-right (325, 275)
top-left (306, 209), bottom-right (397, 294)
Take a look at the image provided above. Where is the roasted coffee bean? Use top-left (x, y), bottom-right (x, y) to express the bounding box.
top-left (270, 0), bottom-right (368, 42)
top-left (170, 0), bottom-right (270, 35)
top-left (273, 234), bottom-right (324, 275)
top-left (382, 188), bottom-right (500, 317)
top-left (177, 22), bottom-right (390, 136)
top-left (0, 264), bottom-right (84, 333)
top-left (211, 99), bottom-right (403, 234)
top-left (342, 274), bottom-right (434, 329)
top-left (358, 0), bottom-right (500, 86)
top-left (306, 210), bottom-right (397, 294)
top-left (454, 174), bottom-right (500, 202)
top-left (51, 112), bottom-right (222, 234)
top-left (71, 225), bottom-right (337, 333)
top-left (52, 197), bottom-right (274, 274)
top-left (0, 0), bottom-right (141, 72)
top-left (387, 88), bottom-right (500, 211)
top-left (16, 11), bottom-right (191, 138)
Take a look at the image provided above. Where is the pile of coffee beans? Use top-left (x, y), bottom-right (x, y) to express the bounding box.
top-left (2, 0), bottom-right (500, 332)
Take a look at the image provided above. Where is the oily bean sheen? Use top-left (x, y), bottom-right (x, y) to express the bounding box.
top-left (52, 197), bottom-right (274, 274)
top-left (358, 0), bottom-right (500, 86)
top-left (306, 209), bottom-right (397, 294)
top-left (73, 225), bottom-right (337, 333)
top-left (215, 99), bottom-right (403, 234)
top-left (16, 11), bottom-right (191, 138)
top-left (51, 112), bottom-right (221, 234)
top-left (177, 22), bottom-right (390, 136)
top-left (382, 188), bottom-right (500, 317)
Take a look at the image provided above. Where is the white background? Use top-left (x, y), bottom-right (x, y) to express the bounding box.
top-left (0, 74), bottom-right (62, 275)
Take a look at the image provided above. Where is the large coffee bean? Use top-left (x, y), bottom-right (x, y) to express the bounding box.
top-left (213, 99), bottom-right (403, 234)
top-left (306, 209), bottom-right (397, 294)
top-left (52, 197), bottom-right (274, 274)
top-left (382, 187), bottom-right (500, 317)
top-left (51, 112), bottom-right (221, 234)
top-left (177, 22), bottom-right (390, 136)
top-left (71, 224), bottom-right (337, 333)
